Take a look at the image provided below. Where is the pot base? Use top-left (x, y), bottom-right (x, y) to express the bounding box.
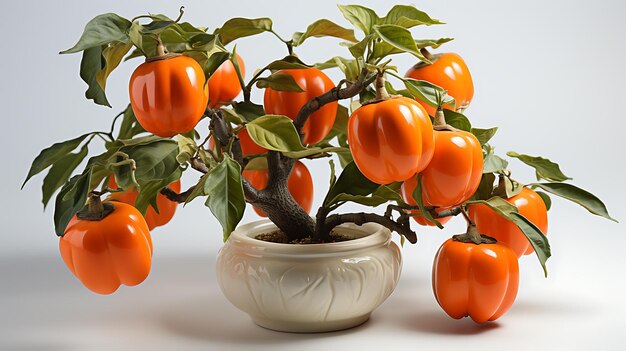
top-left (252, 314), bottom-right (370, 333)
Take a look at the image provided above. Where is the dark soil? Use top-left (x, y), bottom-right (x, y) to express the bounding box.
top-left (255, 230), bottom-right (354, 244)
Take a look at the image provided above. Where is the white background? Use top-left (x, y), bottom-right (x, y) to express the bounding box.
top-left (1, 0), bottom-right (625, 350)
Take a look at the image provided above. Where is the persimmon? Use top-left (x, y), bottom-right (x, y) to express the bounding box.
top-left (208, 54), bottom-right (245, 108)
top-left (420, 112), bottom-right (483, 208)
top-left (129, 53), bottom-right (208, 137)
top-left (243, 161), bottom-right (313, 216)
top-left (469, 187), bottom-right (548, 257)
top-left (347, 96), bottom-right (434, 184)
top-left (405, 52), bottom-right (474, 116)
top-left (433, 236), bottom-right (519, 323)
top-left (400, 176), bottom-right (452, 226)
top-left (59, 197), bottom-right (153, 295)
top-left (263, 68), bottom-right (337, 145)
top-left (107, 177), bottom-right (181, 230)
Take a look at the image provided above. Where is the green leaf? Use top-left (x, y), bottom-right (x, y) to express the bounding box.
top-left (474, 173), bottom-right (496, 201)
top-left (468, 197), bottom-right (518, 220)
top-left (135, 168), bottom-right (182, 214)
top-left (115, 135), bottom-right (163, 147)
top-left (328, 184), bottom-right (402, 208)
top-left (121, 140), bottom-right (180, 182)
top-left (530, 182), bottom-right (617, 222)
top-left (41, 144), bottom-right (89, 208)
top-left (116, 104), bottom-right (146, 139)
top-left (536, 191), bottom-right (552, 211)
top-left (507, 152), bottom-right (572, 182)
top-left (372, 24), bottom-right (427, 61)
top-left (204, 156), bottom-right (246, 240)
top-left (60, 13), bottom-right (131, 54)
top-left (266, 56), bottom-right (310, 71)
top-left (188, 33), bottom-right (220, 51)
top-left (504, 177), bottom-right (524, 198)
top-left (328, 159), bottom-right (337, 189)
top-left (221, 108), bottom-right (246, 124)
top-left (336, 146), bottom-right (353, 168)
top-left (95, 41), bottom-right (132, 92)
top-left (337, 4), bottom-right (380, 35)
top-left (324, 161), bottom-right (379, 206)
top-left (384, 81), bottom-right (412, 99)
top-left (233, 101), bottom-right (266, 122)
top-left (359, 87), bottom-right (376, 105)
top-left (256, 72), bottom-right (304, 92)
top-left (375, 183), bottom-right (405, 204)
top-left (383, 5), bottom-right (444, 28)
top-left (443, 109), bottom-right (471, 131)
top-left (337, 57), bottom-right (361, 81)
top-left (54, 170), bottom-right (92, 236)
top-left (80, 46), bottom-right (110, 107)
top-left (84, 149), bottom-right (119, 190)
top-left (403, 78), bottom-right (454, 110)
top-left (415, 38), bottom-right (454, 49)
top-left (318, 104), bottom-right (349, 143)
top-left (216, 17), bottom-right (273, 45)
top-left (130, 21), bottom-right (207, 58)
top-left (283, 146), bottom-right (347, 159)
top-left (483, 153), bottom-right (509, 173)
top-left (470, 127), bottom-right (498, 146)
top-left (412, 174), bottom-right (442, 228)
top-left (345, 35), bottom-right (373, 58)
top-left (509, 212), bottom-right (551, 277)
top-left (23, 134), bottom-right (90, 188)
top-left (176, 134), bottom-right (197, 164)
top-left (243, 156), bottom-right (268, 171)
top-left (201, 51), bottom-right (231, 79)
top-left (184, 172), bottom-right (210, 205)
top-left (292, 19), bottom-right (357, 46)
top-left (245, 115), bottom-right (306, 152)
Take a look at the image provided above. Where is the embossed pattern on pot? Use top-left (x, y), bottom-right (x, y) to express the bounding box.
top-left (216, 220), bottom-right (402, 333)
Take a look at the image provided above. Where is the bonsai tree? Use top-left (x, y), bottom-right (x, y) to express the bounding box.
top-left (23, 4), bottom-right (615, 323)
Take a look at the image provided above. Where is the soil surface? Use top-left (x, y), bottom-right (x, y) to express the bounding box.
top-left (255, 230), bottom-right (354, 244)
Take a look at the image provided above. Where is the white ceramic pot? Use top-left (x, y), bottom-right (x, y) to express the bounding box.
top-left (216, 219), bottom-right (402, 333)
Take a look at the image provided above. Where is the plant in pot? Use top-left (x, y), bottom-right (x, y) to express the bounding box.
top-left (23, 4), bottom-right (615, 332)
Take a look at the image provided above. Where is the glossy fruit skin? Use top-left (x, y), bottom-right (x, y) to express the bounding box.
top-left (129, 55), bottom-right (208, 137)
top-left (107, 177), bottom-right (181, 230)
top-left (405, 53), bottom-right (474, 116)
top-left (59, 202), bottom-right (153, 295)
top-left (469, 188), bottom-right (548, 257)
top-left (347, 97), bottom-right (435, 184)
top-left (208, 54), bottom-right (245, 108)
top-left (264, 68), bottom-right (337, 145)
top-left (243, 161), bottom-right (313, 216)
top-left (421, 130), bottom-right (483, 207)
top-left (433, 238), bottom-right (519, 323)
top-left (400, 176), bottom-right (451, 226)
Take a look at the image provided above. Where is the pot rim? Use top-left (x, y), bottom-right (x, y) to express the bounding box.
top-left (226, 219), bottom-right (393, 258)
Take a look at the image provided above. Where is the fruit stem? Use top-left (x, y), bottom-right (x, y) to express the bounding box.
top-left (375, 73), bottom-right (390, 100)
top-left (420, 48), bottom-right (434, 61)
top-left (87, 192), bottom-right (105, 214)
top-left (466, 223), bottom-right (482, 244)
top-left (452, 223), bottom-right (497, 245)
top-left (433, 107), bottom-right (447, 127)
top-left (155, 35), bottom-right (166, 57)
top-left (494, 173), bottom-right (508, 198)
top-left (76, 192), bottom-right (115, 221)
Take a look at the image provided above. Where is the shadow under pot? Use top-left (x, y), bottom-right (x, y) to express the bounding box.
top-left (216, 219), bottom-right (402, 333)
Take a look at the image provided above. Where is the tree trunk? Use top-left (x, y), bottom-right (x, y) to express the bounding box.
top-left (253, 180), bottom-right (316, 240)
